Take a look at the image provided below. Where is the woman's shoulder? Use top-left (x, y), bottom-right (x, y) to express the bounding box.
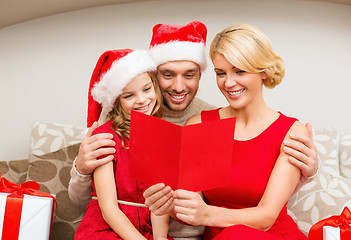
top-left (278, 113), bottom-right (308, 138)
top-left (278, 111), bottom-right (298, 122)
top-left (290, 120), bottom-right (308, 136)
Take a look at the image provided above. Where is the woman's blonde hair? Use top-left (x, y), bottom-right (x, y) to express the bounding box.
top-left (108, 72), bottom-right (162, 148)
top-left (210, 23), bottom-right (285, 88)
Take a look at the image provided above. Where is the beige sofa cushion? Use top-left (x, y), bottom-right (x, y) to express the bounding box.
top-left (30, 121), bottom-right (84, 156)
top-left (26, 143), bottom-right (83, 240)
top-left (0, 159), bottom-right (29, 184)
top-left (339, 134), bottom-right (351, 178)
top-left (287, 128), bottom-right (351, 235)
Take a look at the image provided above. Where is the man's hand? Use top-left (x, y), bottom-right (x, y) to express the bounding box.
top-left (284, 122), bottom-right (318, 178)
top-left (76, 122), bottom-right (116, 175)
top-left (143, 183), bottom-right (174, 216)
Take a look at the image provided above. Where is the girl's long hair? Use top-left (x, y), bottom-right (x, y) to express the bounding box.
top-left (107, 72), bottom-right (162, 148)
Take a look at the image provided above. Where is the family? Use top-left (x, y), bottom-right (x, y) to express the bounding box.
top-left (69, 21), bottom-right (318, 239)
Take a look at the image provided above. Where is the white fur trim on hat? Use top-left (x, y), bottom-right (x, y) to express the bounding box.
top-left (91, 50), bottom-right (156, 111)
top-left (149, 41), bottom-right (207, 71)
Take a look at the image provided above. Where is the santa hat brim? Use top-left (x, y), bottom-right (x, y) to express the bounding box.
top-left (149, 41), bottom-right (207, 71)
top-left (92, 50), bottom-right (156, 112)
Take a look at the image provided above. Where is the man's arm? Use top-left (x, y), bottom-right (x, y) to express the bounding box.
top-left (68, 122), bottom-right (115, 207)
top-left (68, 162), bottom-right (93, 208)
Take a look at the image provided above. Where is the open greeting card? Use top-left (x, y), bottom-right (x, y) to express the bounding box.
top-left (129, 111), bottom-right (236, 192)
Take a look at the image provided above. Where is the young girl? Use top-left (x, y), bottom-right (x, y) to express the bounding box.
top-left (75, 49), bottom-right (172, 240)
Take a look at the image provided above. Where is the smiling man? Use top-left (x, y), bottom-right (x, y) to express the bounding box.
top-left (156, 61), bottom-right (200, 112)
top-left (146, 21), bottom-right (213, 127)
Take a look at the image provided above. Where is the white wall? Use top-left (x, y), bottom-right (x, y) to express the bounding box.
top-left (0, 0), bottom-right (350, 161)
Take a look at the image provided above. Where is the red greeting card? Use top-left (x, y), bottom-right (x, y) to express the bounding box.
top-left (129, 111), bottom-right (235, 192)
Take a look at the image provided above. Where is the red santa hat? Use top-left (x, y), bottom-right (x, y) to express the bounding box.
top-left (149, 20), bottom-right (207, 71)
top-left (87, 49), bottom-right (156, 127)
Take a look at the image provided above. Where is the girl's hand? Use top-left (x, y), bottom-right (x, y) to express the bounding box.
top-left (143, 183), bottom-right (174, 216)
top-left (173, 189), bottom-right (209, 226)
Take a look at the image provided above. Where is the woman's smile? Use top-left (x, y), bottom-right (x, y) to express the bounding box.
top-left (227, 88), bottom-right (245, 98)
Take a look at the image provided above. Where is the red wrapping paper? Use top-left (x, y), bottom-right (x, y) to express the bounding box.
top-left (308, 206), bottom-right (351, 240)
top-left (0, 173), bottom-right (57, 240)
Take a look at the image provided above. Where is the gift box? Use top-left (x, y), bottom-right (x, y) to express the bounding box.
top-left (308, 207), bottom-right (351, 240)
top-left (0, 174), bottom-right (56, 240)
top-left (323, 225), bottom-right (341, 240)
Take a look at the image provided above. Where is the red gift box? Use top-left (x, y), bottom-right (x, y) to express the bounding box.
top-left (308, 206), bottom-right (351, 240)
top-left (0, 172), bottom-right (56, 240)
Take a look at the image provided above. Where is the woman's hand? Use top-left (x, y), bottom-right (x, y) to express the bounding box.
top-left (173, 189), bottom-right (209, 226)
top-left (143, 183), bottom-right (174, 216)
top-left (283, 122), bottom-right (318, 179)
top-left (76, 122), bottom-right (116, 175)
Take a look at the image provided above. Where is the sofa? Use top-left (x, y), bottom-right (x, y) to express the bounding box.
top-left (0, 122), bottom-right (84, 240)
top-left (1, 121), bottom-right (350, 239)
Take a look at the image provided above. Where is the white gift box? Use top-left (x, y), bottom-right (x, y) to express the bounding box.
top-left (0, 192), bottom-right (54, 240)
top-left (323, 225), bottom-right (341, 240)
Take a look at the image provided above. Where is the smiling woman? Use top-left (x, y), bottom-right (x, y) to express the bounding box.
top-left (210, 23), bottom-right (284, 113)
top-left (213, 54), bottom-right (268, 109)
top-left (166, 23), bottom-right (309, 240)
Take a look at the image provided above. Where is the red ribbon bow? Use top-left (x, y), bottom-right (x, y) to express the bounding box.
top-left (308, 206), bottom-right (351, 239)
top-left (0, 172), bottom-right (57, 240)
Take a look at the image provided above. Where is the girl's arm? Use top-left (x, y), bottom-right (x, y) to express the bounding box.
top-left (94, 161), bottom-right (147, 240)
top-left (151, 212), bottom-right (170, 240)
top-left (173, 121), bottom-right (308, 231)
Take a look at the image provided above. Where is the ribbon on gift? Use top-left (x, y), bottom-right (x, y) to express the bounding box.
top-left (308, 206), bottom-right (351, 240)
top-left (0, 172), bottom-right (57, 240)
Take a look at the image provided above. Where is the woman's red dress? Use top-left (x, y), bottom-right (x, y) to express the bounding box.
top-left (201, 109), bottom-right (307, 240)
